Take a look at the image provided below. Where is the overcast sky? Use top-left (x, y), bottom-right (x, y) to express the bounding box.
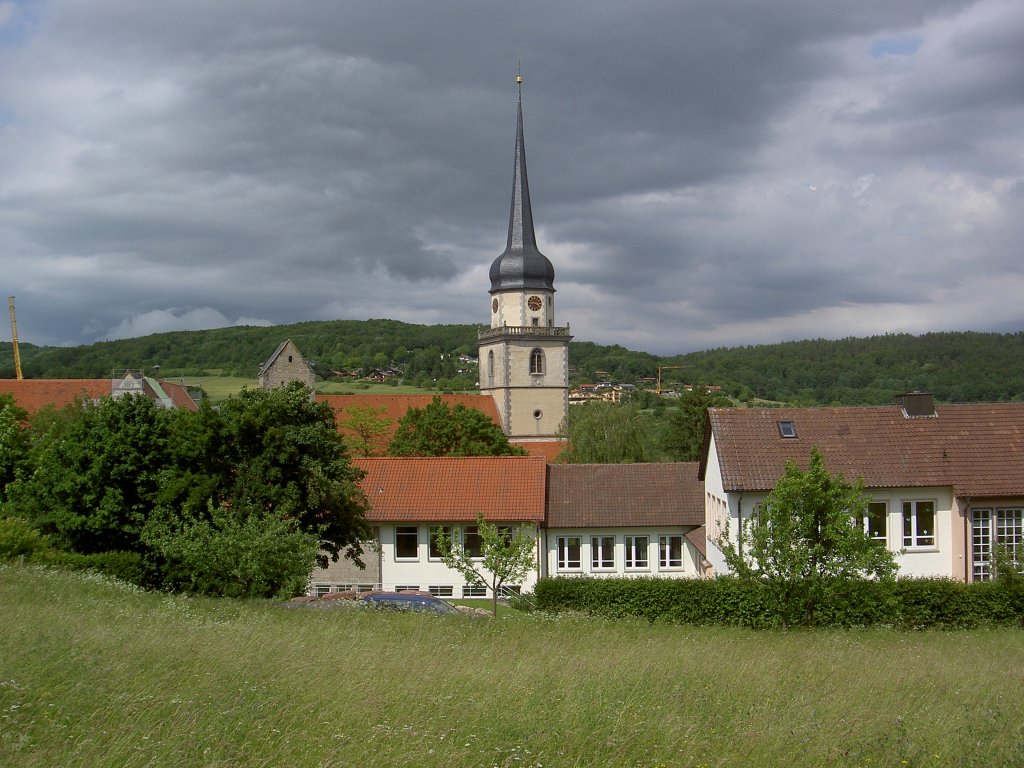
top-left (2, 0), bottom-right (1022, 355)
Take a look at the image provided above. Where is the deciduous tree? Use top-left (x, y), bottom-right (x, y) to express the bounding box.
top-left (9, 395), bottom-right (174, 554)
top-left (0, 394), bottom-right (29, 503)
top-left (557, 401), bottom-right (649, 463)
top-left (660, 385), bottom-right (715, 462)
top-left (388, 396), bottom-right (525, 457)
top-left (340, 404), bottom-right (392, 457)
top-left (433, 514), bottom-right (537, 615)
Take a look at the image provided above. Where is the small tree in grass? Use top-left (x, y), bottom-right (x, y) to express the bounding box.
top-left (433, 513), bottom-right (537, 616)
top-left (719, 447), bottom-right (897, 626)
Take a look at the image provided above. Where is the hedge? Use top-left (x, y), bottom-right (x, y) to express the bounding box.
top-left (533, 576), bottom-right (1024, 630)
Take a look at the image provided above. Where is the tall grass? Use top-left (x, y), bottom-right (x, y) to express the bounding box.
top-left (1, 565), bottom-right (1021, 767)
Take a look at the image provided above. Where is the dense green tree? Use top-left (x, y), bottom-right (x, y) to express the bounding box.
top-left (660, 386), bottom-right (716, 462)
top-left (9, 395), bottom-right (175, 554)
top-left (0, 394), bottom-right (30, 503)
top-left (719, 447), bottom-right (897, 626)
top-left (144, 499), bottom-right (319, 598)
top-left (388, 396), bottom-right (525, 457)
top-left (196, 382), bottom-right (372, 567)
top-left (557, 402), bottom-right (650, 463)
top-left (433, 514), bottom-right (537, 616)
top-left (9, 382), bottom-right (371, 592)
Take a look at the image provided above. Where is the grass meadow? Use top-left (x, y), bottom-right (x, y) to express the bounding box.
top-left (1, 566), bottom-right (1021, 768)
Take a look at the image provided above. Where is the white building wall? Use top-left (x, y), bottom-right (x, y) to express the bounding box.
top-left (872, 487), bottom-right (957, 579)
top-left (377, 523), bottom-right (540, 597)
top-left (707, 477), bottom-right (961, 579)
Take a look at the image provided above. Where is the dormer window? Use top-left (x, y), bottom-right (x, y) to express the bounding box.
top-left (777, 420), bottom-right (797, 438)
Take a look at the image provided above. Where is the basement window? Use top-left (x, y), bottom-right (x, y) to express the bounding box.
top-left (777, 421), bottom-right (797, 439)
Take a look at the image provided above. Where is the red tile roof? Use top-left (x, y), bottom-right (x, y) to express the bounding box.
top-left (354, 455), bottom-right (547, 523)
top-left (704, 403), bottom-right (1024, 497)
top-left (0, 379), bottom-right (198, 414)
top-left (317, 394), bottom-right (501, 446)
top-left (546, 462), bottom-right (705, 528)
top-left (0, 379), bottom-right (110, 414)
top-left (512, 440), bottom-right (568, 462)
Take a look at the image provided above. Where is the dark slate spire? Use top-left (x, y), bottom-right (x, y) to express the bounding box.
top-left (489, 77), bottom-right (556, 294)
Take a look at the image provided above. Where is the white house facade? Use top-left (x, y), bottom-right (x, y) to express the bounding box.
top-left (700, 395), bottom-right (1024, 582)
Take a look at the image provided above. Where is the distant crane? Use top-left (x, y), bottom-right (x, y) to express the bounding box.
top-left (656, 364), bottom-right (690, 395)
top-left (8, 296), bottom-right (23, 380)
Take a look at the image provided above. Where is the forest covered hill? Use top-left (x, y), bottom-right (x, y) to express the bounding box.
top-left (3, 321), bottom-right (1024, 406)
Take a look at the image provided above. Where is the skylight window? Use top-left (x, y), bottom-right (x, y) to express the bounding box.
top-left (777, 421), bottom-right (797, 438)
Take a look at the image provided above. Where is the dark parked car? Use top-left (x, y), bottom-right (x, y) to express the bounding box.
top-left (358, 592), bottom-right (460, 614)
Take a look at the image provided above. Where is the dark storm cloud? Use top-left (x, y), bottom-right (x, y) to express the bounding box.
top-left (1, 0), bottom-right (1022, 353)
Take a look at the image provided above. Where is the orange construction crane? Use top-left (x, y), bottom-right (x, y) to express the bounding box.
top-left (656, 364), bottom-right (689, 395)
top-left (8, 296), bottom-right (23, 380)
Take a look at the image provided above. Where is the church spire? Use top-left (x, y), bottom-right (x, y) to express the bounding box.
top-left (489, 73), bottom-right (555, 294)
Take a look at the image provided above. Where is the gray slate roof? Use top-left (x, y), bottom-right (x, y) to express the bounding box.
top-left (489, 89), bottom-right (555, 293)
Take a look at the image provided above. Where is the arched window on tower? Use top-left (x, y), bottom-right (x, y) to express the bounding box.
top-left (487, 350), bottom-right (494, 387)
top-left (529, 348), bottom-right (544, 375)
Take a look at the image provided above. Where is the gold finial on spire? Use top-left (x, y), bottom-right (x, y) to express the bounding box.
top-left (516, 58), bottom-right (523, 86)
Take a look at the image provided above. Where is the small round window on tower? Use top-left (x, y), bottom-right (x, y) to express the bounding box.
top-left (533, 409), bottom-right (543, 420)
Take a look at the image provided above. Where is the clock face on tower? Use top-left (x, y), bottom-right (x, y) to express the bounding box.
top-left (527, 295), bottom-right (542, 311)
top-left (491, 298), bottom-right (498, 313)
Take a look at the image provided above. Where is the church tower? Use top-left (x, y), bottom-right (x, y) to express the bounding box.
top-left (478, 77), bottom-right (571, 442)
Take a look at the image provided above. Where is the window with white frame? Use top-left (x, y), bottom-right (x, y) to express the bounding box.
top-left (429, 585), bottom-right (454, 597)
top-left (902, 500), bottom-right (936, 548)
top-left (659, 535), bottom-right (684, 569)
top-left (972, 508), bottom-right (1023, 581)
top-left (487, 350), bottom-right (494, 387)
top-left (529, 348), bottom-right (544, 375)
top-left (625, 536), bottom-right (649, 569)
top-left (463, 526), bottom-right (482, 558)
top-left (859, 501), bottom-right (888, 544)
top-left (557, 536), bottom-right (582, 570)
top-left (591, 536), bottom-right (615, 570)
top-left (313, 583), bottom-right (330, 597)
top-left (395, 526), bottom-right (419, 560)
top-left (428, 525), bottom-right (453, 560)
top-left (395, 585), bottom-right (420, 592)
top-left (462, 584), bottom-right (486, 598)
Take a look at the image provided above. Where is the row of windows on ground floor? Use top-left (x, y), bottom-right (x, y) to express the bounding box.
top-left (309, 583), bottom-right (511, 599)
top-left (854, 501), bottom-right (1022, 580)
top-left (712, 495), bottom-right (949, 552)
top-left (552, 533), bottom-right (691, 573)
top-left (390, 524), bottom-right (519, 561)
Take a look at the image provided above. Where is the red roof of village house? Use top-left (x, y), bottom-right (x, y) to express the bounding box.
top-left (512, 440), bottom-right (568, 462)
top-left (546, 462), bottom-right (705, 528)
top-left (0, 379), bottom-right (108, 413)
top-left (702, 403), bottom-right (1024, 498)
top-left (0, 378), bottom-right (198, 413)
top-left (353, 455), bottom-right (547, 523)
